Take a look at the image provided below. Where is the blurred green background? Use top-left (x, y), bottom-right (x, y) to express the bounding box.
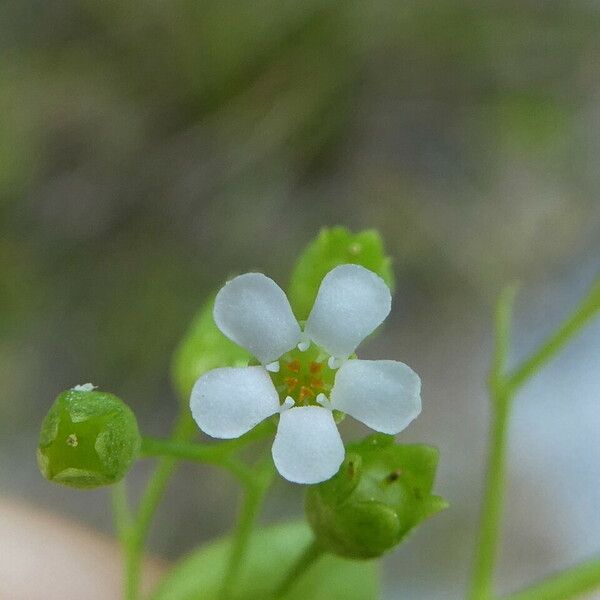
top-left (2, 2), bottom-right (600, 598)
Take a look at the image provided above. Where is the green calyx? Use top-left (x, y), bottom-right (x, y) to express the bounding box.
top-left (305, 434), bottom-right (447, 559)
top-left (37, 387), bottom-right (141, 489)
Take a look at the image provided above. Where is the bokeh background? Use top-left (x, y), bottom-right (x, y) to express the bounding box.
top-left (2, 1), bottom-right (600, 598)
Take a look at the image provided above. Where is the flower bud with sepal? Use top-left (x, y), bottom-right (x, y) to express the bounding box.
top-left (37, 384), bottom-right (141, 489)
top-left (305, 433), bottom-right (447, 559)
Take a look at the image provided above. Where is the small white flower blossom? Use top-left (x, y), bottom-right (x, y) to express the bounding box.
top-left (190, 264), bottom-right (421, 484)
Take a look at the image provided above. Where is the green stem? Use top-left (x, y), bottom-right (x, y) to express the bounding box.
top-left (122, 412), bottom-right (196, 600)
top-left (125, 455), bottom-right (177, 600)
top-left (468, 393), bottom-right (512, 600)
top-left (141, 436), bottom-right (259, 483)
top-left (219, 459), bottom-right (274, 600)
top-left (270, 538), bottom-right (324, 599)
top-left (502, 556), bottom-right (600, 600)
top-left (469, 286), bottom-right (517, 600)
top-left (489, 285), bottom-right (519, 392)
top-left (121, 418), bottom-right (274, 600)
top-left (139, 423), bottom-right (273, 466)
top-left (469, 277), bottom-right (600, 600)
top-left (507, 278), bottom-right (600, 394)
top-left (121, 415), bottom-right (274, 600)
top-left (141, 437), bottom-right (234, 463)
top-left (111, 479), bottom-right (132, 539)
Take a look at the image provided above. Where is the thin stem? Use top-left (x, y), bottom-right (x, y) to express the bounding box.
top-left (468, 395), bottom-right (511, 600)
top-left (140, 437), bottom-right (233, 463)
top-left (489, 284), bottom-right (519, 395)
top-left (123, 412), bottom-right (196, 600)
top-left (469, 277), bottom-right (600, 600)
top-left (468, 286), bottom-right (517, 600)
top-left (502, 556), bottom-right (600, 600)
top-left (139, 423), bottom-right (273, 466)
top-left (270, 538), bottom-right (324, 600)
top-left (219, 459), bottom-right (274, 600)
top-left (507, 278), bottom-right (600, 394)
top-left (125, 456), bottom-right (177, 600)
top-left (140, 419), bottom-right (273, 461)
top-left (141, 436), bottom-right (259, 482)
top-left (122, 415), bottom-right (274, 600)
top-left (111, 479), bottom-right (132, 540)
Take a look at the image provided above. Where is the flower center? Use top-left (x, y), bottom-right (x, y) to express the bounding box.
top-left (269, 345), bottom-right (336, 407)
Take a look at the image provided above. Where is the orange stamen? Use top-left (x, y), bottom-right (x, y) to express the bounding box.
top-left (299, 386), bottom-right (314, 402)
top-left (287, 359), bottom-right (301, 373)
top-left (310, 378), bottom-right (324, 390)
top-left (284, 377), bottom-right (299, 392)
top-left (309, 361), bottom-right (323, 374)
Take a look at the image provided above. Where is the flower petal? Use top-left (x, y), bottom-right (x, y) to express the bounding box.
top-left (271, 406), bottom-right (344, 484)
top-left (330, 359), bottom-right (421, 434)
top-left (190, 366), bottom-right (279, 439)
top-left (214, 273), bottom-right (301, 364)
top-left (305, 264), bottom-right (391, 357)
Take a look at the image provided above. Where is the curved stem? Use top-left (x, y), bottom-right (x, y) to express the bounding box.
top-left (507, 278), bottom-right (600, 394)
top-left (139, 422), bottom-right (274, 482)
top-left (123, 413), bottom-right (196, 600)
top-left (124, 455), bottom-right (178, 600)
top-left (141, 437), bottom-right (233, 463)
top-left (139, 427), bottom-right (271, 466)
top-left (122, 418), bottom-right (274, 600)
top-left (219, 458), bottom-right (274, 600)
top-left (270, 538), bottom-right (324, 599)
top-left (469, 286), bottom-right (517, 600)
top-left (469, 277), bottom-right (600, 600)
top-left (502, 556), bottom-right (600, 600)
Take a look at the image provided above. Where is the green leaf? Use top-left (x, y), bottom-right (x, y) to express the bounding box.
top-left (171, 295), bottom-right (251, 402)
top-left (288, 227), bottom-right (394, 320)
top-left (150, 522), bottom-right (378, 600)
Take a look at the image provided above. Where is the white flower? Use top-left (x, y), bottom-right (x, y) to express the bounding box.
top-left (190, 264), bottom-right (421, 484)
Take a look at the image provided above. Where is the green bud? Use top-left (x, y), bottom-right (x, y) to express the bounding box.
top-left (288, 227), bottom-right (395, 321)
top-left (37, 386), bottom-right (141, 489)
top-left (305, 434), bottom-right (447, 559)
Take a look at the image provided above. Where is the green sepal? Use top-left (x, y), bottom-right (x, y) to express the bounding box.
top-left (171, 295), bottom-right (251, 402)
top-left (288, 227), bottom-right (395, 320)
top-left (37, 388), bottom-right (140, 489)
top-left (305, 433), bottom-right (447, 559)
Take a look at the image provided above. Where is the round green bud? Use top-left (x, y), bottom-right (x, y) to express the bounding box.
top-left (37, 385), bottom-right (141, 489)
top-left (305, 434), bottom-right (447, 559)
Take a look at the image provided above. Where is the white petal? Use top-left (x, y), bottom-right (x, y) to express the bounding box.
top-left (271, 406), bottom-right (345, 484)
top-left (214, 273), bottom-right (301, 364)
top-left (190, 366), bottom-right (279, 439)
top-left (330, 359), bottom-right (421, 434)
top-left (305, 264), bottom-right (391, 357)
